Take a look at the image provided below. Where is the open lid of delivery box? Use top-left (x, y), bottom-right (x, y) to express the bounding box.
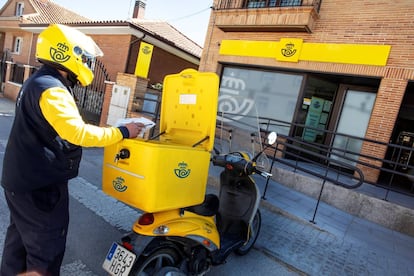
top-left (159, 69), bottom-right (219, 151)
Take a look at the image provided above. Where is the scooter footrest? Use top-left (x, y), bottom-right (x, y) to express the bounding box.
top-left (212, 236), bottom-right (244, 264)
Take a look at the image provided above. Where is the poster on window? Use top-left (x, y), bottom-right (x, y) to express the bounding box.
top-left (303, 96), bottom-right (325, 142)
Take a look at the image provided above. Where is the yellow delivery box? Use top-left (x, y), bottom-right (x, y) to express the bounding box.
top-left (102, 69), bottom-right (219, 212)
top-left (102, 139), bottom-right (211, 212)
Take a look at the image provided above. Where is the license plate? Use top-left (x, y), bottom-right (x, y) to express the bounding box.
top-left (103, 242), bottom-right (136, 276)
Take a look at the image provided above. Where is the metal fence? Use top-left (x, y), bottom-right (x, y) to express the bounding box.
top-left (9, 63), bottom-right (25, 84)
top-left (72, 59), bottom-right (110, 124)
top-left (3, 59), bottom-right (110, 125)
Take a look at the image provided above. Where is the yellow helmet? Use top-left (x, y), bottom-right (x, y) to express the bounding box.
top-left (36, 24), bottom-right (104, 86)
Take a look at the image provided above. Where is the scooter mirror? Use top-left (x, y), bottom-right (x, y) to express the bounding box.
top-left (267, 132), bottom-right (277, 145)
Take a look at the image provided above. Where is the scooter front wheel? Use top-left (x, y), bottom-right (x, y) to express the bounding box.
top-left (131, 248), bottom-right (184, 276)
top-left (235, 209), bottom-right (262, 256)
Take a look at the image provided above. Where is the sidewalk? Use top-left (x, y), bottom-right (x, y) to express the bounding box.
top-left (257, 179), bottom-right (414, 275)
top-left (208, 165), bottom-right (414, 275)
top-left (1, 96), bottom-right (413, 275)
top-left (207, 152), bottom-right (414, 273)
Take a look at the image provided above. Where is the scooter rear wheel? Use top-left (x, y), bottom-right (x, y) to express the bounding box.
top-left (235, 209), bottom-right (261, 256)
top-left (131, 247), bottom-right (184, 276)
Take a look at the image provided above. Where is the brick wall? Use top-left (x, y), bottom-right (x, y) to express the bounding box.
top-left (204, 1), bottom-right (414, 71)
top-left (148, 46), bottom-right (198, 84)
top-left (126, 41), bottom-right (199, 85)
top-left (90, 34), bottom-right (131, 81)
top-left (202, 0), bottom-right (414, 182)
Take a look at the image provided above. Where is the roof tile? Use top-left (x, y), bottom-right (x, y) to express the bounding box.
top-left (16, 0), bottom-right (201, 58)
top-left (23, 0), bottom-right (90, 24)
top-left (130, 19), bottom-right (202, 57)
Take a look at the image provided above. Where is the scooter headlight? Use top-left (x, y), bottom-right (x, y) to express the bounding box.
top-left (154, 225), bottom-right (169, 235)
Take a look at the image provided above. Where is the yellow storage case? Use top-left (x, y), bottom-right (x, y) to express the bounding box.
top-left (102, 69), bottom-right (219, 212)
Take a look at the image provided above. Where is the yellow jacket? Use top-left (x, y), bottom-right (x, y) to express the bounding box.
top-left (40, 87), bottom-right (124, 147)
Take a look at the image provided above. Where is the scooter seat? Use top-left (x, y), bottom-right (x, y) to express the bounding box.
top-left (185, 194), bottom-right (219, 216)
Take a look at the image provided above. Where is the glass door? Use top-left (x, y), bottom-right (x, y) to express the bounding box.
top-left (293, 76), bottom-right (338, 143)
top-left (331, 87), bottom-right (376, 166)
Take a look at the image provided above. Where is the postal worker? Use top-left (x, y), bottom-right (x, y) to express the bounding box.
top-left (0, 24), bottom-right (143, 275)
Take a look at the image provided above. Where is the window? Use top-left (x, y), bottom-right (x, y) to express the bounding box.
top-left (247, 0), bottom-right (266, 8)
top-left (219, 66), bottom-right (303, 135)
top-left (142, 92), bottom-right (159, 115)
top-left (269, 0), bottom-right (277, 6)
top-left (246, 0), bottom-right (301, 8)
top-left (280, 0), bottom-right (301, 6)
top-left (13, 37), bottom-right (23, 54)
top-left (15, 2), bottom-right (24, 16)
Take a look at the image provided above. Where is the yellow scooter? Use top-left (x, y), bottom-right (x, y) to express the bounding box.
top-left (102, 129), bottom-right (276, 275)
top-left (101, 69), bottom-right (276, 275)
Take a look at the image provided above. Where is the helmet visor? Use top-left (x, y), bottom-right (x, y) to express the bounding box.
top-left (82, 35), bottom-right (104, 58)
top-left (74, 46), bottom-right (99, 68)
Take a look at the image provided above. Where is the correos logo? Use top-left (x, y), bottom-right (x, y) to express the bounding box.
top-left (112, 176), bottom-right (128, 192)
top-left (50, 42), bottom-right (71, 63)
top-left (174, 162), bottom-right (191, 179)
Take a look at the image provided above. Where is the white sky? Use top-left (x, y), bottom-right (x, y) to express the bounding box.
top-left (0, 0), bottom-right (213, 46)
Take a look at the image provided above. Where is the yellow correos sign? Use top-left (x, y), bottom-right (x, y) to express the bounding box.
top-left (219, 38), bottom-right (391, 66)
top-left (135, 41), bottom-right (154, 78)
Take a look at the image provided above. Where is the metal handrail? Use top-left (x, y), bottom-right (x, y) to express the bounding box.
top-left (273, 134), bottom-right (365, 189)
top-left (261, 117), bottom-right (414, 198)
top-left (216, 112), bottom-right (414, 202)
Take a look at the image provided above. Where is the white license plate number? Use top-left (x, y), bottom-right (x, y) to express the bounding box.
top-left (103, 242), bottom-right (136, 276)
